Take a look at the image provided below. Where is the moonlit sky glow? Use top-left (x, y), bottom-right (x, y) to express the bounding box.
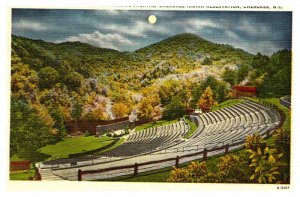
top-left (12, 9), bottom-right (292, 55)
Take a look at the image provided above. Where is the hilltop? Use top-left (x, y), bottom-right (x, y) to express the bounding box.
top-left (11, 33), bottom-right (253, 91)
top-left (136, 33), bottom-right (253, 64)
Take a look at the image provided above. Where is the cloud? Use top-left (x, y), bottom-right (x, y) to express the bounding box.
top-left (13, 20), bottom-right (48, 31)
top-left (55, 31), bottom-right (137, 50)
top-left (101, 20), bottom-right (169, 37)
top-left (185, 18), bottom-right (219, 29)
top-left (224, 30), bottom-right (240, 40)
top-left (12, 9), bottom-right (291, 55)
top-left (236, 19), bottom-right (270, 36)
top-left (97, 10), bottom-right (130, 16)
top-left (245, 40), bottom-right (278, 56)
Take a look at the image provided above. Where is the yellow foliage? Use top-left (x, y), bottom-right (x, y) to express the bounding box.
top-left (198, 86), bottom-right (218, 109)
top-left (112, 102), bottom-right (130, 118)
top-left (31, 102), bottom-right (57, 135)
top-left (168, 161), bottom-right (208, 183)
top-left (137, 92), bottom-right (162, 120)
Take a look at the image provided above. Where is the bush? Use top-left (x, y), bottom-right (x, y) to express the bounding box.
top-left (168, 161), bottom-right (208, 183)
top-left (273, 128), bottom-right (290, 183)
top-left (247, 145), bottom-right (285, 183)
top-left (106, 133), bottom-right (112, 137)
top-left (84, 131), bottom-right (90, 137)
top-left (217, 154), bottom-right (250, 183)
top-left (245, 132), bottom-right (263, 151)
top-left (273, 128), bottom-right (290, 160)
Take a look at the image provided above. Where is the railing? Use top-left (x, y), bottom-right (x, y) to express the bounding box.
top-left (279, 96), bottom-right (291, 109)
top-left (77, 144), bottom-right (232, 181)
top-left (76, 98), bottom-right (286, 181)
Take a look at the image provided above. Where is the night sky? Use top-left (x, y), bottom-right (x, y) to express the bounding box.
top-left (12, 9), bottom-right (292, 55)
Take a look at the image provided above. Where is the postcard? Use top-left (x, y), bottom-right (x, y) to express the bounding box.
top-left (4, 0), bottom-right (295, 192)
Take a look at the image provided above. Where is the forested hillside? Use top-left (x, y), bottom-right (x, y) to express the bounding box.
top-left (10, 33), bottom-right (291, 156)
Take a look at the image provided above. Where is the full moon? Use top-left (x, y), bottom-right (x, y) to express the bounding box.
top-left (148, 15), bottom-right (157, 24)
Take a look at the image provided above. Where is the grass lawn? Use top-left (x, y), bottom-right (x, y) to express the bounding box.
top-left (10, 169), bottom-right (35, 180)
top-left (135, 119), bottom-right (179, 132)
top-left (9, 162), bottom-right (35, 181)
top-left (211, 99), bottom-right (244, 112)
top-left (95, 138), bottom-right (126, 154)
top-left (39, 136), bottom-right (115, 160)
top-left (10, 150), bottom-right (50, 162)
top-left (183, 116), bottom-right (197, 139)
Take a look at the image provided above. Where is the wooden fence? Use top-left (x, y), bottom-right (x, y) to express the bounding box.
top-left (10, 161), bottom-right (31, 172)
top-left (77, 144), bottom-right (232, 181)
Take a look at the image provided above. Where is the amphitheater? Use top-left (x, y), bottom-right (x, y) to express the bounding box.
top-left (38, 99), bottom-right (282, 181)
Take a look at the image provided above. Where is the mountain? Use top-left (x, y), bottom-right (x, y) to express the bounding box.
top-left (11, 33), bottom-right (254, 92)
top-left (136, 33), bottom-right (253, 65)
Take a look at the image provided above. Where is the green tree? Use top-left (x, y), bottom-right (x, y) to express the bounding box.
top-left (251, 53), bottom-right (270, 73)
top-left (158, 79), bottom-right (182, 105)
top-left (10, 100), bottom-right (54, 156)
top-left (192, 76), bottom-right (229, 106)
top-left (163, 96), bottom-right (186, 120)
top-left (50, 107), bottom-right (67, 141)
top-left (236, 64), bottom-right (250, 83)
top-left (202, 57), bottom-right (212, 65)
top-left (178, 88), bottom-right (191, 107)
top-left (71, 100), bottom-right (83, 131)
top-left (258, 50), bottom-right (291, 97)
top-left (38, 66), bottom-right (59, 89)
top-left (63, 72), bottom-right (84, 91)
top-left (221, 68), bottom-right (236, 86)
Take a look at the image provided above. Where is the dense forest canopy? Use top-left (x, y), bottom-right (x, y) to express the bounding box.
top-left (10, 33), bottom-right (291, 155)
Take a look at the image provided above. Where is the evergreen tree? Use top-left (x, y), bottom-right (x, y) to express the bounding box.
top-left (10, 100), bottom-right (54, 156)
top-left (163, 96), bottom-right (186, 120)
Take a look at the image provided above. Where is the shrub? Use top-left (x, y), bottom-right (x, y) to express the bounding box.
top-left (113, 133), bottom-right (118, 138)
top-left (168, 161), bottom-right (208, 183)
top-left (186, 161), bottom-right (208, 181)
top-left (247, 145), bottom-right (285, 183)
top-left (167, 167), bottom-right (190, 183)
top-left (273, 128), bottom-right (290, 160)
top-left (217, 154), bottom-right (250, 183)
top-left (245, 132), bottom-right (263, 151)
top-left (106, 133), bottom-right (112, 137)
top-left (273, 128), bottom-right (291, 183)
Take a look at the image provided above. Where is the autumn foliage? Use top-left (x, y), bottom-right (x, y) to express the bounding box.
top-left (168, 133), bottom-right (287, 183)
top-left (198, 86), bottom-right (218, 111)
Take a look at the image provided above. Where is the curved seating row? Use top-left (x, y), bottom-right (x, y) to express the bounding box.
top-left (155, 101), bottom-right (281, 153)
top-left (100, 121), bottom-right (188, 157)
